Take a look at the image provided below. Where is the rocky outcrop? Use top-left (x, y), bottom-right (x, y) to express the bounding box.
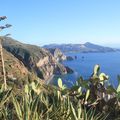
top-left (47, 48), bottom-right (66, 62)
top-left (2, 37), bottom-right (68, 80)
top-left (65, 66), bottom-right (74, 74)
top-left (48, 48), bottom-right (75, 62)
top-left (35, 57), bottom-right (67, 80)
top-left (66, 56), bottom-right (74, 61)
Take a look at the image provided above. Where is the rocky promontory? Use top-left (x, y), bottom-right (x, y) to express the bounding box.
top-left (46, 48), bottom-right (67, 62)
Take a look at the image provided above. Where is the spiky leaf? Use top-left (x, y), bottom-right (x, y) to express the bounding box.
top-left (58, 78), bottom-right (63, 89)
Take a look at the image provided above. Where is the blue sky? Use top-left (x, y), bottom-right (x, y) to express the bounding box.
top-left (0, 0), bottom-right (120, 47)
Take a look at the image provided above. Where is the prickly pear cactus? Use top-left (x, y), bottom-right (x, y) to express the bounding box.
top-left (93, 64), bottom-right (100, 76)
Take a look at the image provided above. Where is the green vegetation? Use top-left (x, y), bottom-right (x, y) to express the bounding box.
top-left (0, 65), bottom-right (120, 120)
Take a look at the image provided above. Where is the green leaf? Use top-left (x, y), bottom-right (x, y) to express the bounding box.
top-left (70, 103), bottom-right (78, 120)
top-left (58, 78), bottom-right (63, 89)
top-left (93, 64), bottom-right (100, 76)
top-left (57, 91), bottom-right (61, 100)
top-left (62, 85), bottom-right (66, 90)
top-left (23, 96), bottom-right (29, 120)
top-left (117, 84), bottom-right (120, 93)
top-left (78, 87), bottom-right (82, 94)
top-left (99, 73), bottom-right (109, 81)
top-left (78, 103), bottom-right (82, 119)
top-left (85, 89), bottom-right (90, 101)
top-left (30, 95), bottom-right (40, 119)
top-left (117, 75), bottom-right (120, 93)
top-left (80, 80), bottom-right (89, 89)
top-left (0, 89), bottom-right (12, 109)
top-left (107, 85), bottom-right (117, 94)
top-left (12, 94), bottom-right (23, 120)
top-left (31, 82), bottom-right (36, 91)
top-left (25, 84), bottom-right (29, 94)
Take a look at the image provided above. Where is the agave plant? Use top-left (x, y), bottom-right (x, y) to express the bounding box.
top-left (70, 102), bottom-right (108, 120)
top-left (9, 77), bottom-right (108, 120)
top-left (0, 85), bottom-right (12, 119)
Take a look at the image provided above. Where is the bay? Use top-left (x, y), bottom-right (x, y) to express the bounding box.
top-left (51, 52), bottom-right (120, 88)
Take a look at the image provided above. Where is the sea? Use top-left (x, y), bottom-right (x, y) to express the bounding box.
top-left (50, 52), bottom-right (120, 88)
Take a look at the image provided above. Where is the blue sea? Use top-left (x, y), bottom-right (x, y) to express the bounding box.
top-left (51, 52), bottom-right (120, 88)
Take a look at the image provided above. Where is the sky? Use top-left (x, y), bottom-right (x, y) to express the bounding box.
top-left (0, 0), bottom-right (120, 47)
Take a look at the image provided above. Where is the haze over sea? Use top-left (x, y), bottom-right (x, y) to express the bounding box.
top-left (51, 52), bottom-right (120, 88)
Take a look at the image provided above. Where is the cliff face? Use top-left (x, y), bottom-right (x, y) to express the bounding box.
top-left (2, 37), bottom-right (67, 80)
top-left (47, 48), bottom-right (66, 62)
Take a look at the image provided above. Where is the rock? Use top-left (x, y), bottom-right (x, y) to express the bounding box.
top-left (75, 56), bottom-right (77, 59)
top-left (66, 56), bottom-right (74, 61)
top-left (65, 66), bottom-right (74, 74)
top-left (47, 48), bottom-right (66, 62)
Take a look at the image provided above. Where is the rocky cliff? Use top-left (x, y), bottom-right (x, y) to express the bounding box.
top-left (46, 48), bottom-right (67, 62)
top-left (2, 37), bottom-right (67, 80)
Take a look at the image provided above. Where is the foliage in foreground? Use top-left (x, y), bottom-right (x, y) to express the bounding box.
top-left (0, 65), bottom-right (120, 120)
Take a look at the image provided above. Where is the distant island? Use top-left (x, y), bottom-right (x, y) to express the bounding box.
top-left (43, 42), bottom-right (119, 53)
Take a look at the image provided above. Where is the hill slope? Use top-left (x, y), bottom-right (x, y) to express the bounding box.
top-left (2, 37), bottom-right (67, 80)
top-left (0, 48), bottom-right (31, 86)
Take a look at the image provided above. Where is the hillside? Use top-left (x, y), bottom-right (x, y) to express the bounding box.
top-left (43, 42), bottom-right (117, 53)
top-left (0, 48), bottom-right (33, 87)
top-left (1, 37), bottom-right (68, 81)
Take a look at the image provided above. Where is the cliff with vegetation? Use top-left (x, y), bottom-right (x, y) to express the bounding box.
top-left (0, 49), bottom-right (28, 81)
top-left (2, 37), bottom-right (68, 81)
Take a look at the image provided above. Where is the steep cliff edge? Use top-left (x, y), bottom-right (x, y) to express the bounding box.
top-left (46, 48), bottom-right (67, 62)
top-left (2, 37), bottom-right (67, 80)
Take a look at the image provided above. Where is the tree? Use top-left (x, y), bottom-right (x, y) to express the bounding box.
top-left (0, 16), bottom-right (12, 90)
